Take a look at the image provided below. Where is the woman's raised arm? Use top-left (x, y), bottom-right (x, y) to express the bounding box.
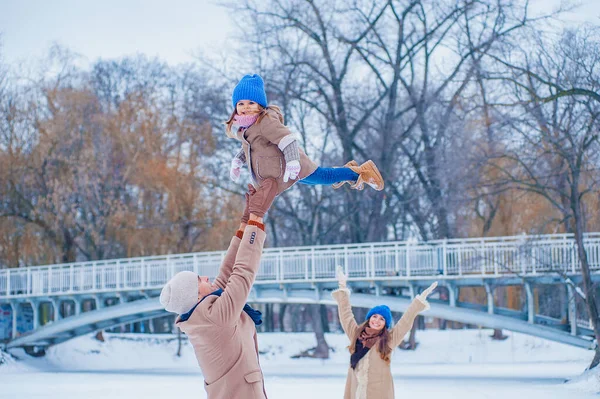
top-left (331, 266), bottom-right (359, 340)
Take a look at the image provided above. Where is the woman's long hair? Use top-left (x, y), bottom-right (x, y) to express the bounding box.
top-left (224, 104), bottom-right (284, 138)
top-left (349, 321), bottom-right (392, 364)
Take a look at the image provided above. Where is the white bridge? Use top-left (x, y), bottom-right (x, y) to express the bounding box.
top-left (1, 233), bottom-right (599, 353)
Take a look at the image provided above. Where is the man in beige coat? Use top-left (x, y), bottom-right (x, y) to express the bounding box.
top-left (160, 180), bottom-right (278, 399)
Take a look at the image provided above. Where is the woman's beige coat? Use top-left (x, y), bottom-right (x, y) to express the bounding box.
top-left (332, 288), bottom-right (427, 399)
top-left (234, 109), bottom-right (318, 194)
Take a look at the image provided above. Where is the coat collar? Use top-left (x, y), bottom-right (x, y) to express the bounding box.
top-left (177, 288), bottom-right (262, 326)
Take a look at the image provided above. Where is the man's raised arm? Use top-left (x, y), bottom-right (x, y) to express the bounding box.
top-left (207, 178), bottom-right (278, 325)
top-left (213, 185), bottom-right (256, 290)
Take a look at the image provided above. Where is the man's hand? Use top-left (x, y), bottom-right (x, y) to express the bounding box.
top-left (248, 178), bottom-right (279, 218)
top-left (240, 184), bottom-right (257, 225)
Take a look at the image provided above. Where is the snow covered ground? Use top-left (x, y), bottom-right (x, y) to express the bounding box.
top-left (1, 328), bottom-right (597, 398)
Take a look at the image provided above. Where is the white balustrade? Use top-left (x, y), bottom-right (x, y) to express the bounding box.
top-left (1, 233), bottom-right (600, 299)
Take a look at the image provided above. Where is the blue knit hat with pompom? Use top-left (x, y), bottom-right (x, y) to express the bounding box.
top-left (366, 305), bottom-right (393, 329)
top-left (232, 74), bottom-right (268, 109)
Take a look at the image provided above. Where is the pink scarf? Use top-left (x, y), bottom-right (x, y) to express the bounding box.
top-left (233, 114), bottom-right (258, 128)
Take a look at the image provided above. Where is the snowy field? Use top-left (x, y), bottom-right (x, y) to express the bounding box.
top-left (1, 329), bottom-right (598, 398)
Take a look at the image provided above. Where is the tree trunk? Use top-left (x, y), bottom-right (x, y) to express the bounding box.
top-left (265, 304), bottom-right (274, 332)
top-left (62, 229), bottom-right (77, 263)
top-left (490, 329), bottom-right (508, 340)
top-left (279, 304), bottom-right (287, 332)
top-left (439, 319), bottom-right (447, 330)
top-left (573, 198), bottom-right (600, 369)
top-left (399, 317), bottom-right (419, 350)
top-left (320, 305), bottom-right (330, 333)
top-left (310, 304), bottom-right (330, 359)
top-left (94, 330), bottom-right (105, 342)
top-left (176, 328), bottom-right (182, 357)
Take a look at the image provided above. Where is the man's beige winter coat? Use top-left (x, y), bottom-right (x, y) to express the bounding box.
top-left (332, 288), bottom-right (427, 399)
top-left (176, 225), bottom-right (267, 399)
top-left (235, 109), bottom-right (318, 194)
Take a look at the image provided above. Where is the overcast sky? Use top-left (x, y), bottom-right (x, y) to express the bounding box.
top-left (1, 0), bottom-right (599, 67)
top-left (0, 0), bottom-right (234, 66)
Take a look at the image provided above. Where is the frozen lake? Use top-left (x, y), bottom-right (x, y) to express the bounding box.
top-left (1, 329), bottom-right (597, 398)
top-left (1, 363), bottom-right (594, 399)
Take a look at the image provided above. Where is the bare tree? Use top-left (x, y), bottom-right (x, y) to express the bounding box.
top-left (484, 28), bottom-right (600, 369)
top-left (225, 0), bottom-right (550, 243)
top-left (217, 0), bottom-right (556, 351)
top-left (0, 49), bottom-right (234, 266)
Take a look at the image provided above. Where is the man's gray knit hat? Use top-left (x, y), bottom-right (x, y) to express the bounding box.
top-left (160, 271), bottom-right (199, 314)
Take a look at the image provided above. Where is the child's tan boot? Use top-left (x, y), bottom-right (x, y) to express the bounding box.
top-left (354, 160), bottom-right (384, 191)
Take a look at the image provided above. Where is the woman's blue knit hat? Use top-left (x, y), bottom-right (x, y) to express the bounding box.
top-left (232, 74), bottom-right (268, 109)
top-left (366, 305), bottom-right (393, 329)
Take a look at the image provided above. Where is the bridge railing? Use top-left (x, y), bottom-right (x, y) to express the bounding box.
top-left (577, 313), bottom-right (595, 330)
top-left (1, 233), bottom-right (600, 299)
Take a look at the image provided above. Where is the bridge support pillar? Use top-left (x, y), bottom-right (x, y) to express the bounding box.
top-left (93, 295), bottom-right (104, 310)
top-left (9, 301), bottom-right (18, 339)
top-left (26, 300), bottom-right (39, 330)
top-left (484, 283), bottom-right (494, 315)
top-left (72, 297), bottom-right (81, 316)
top-left (373, 283), bottom-right (381, 297)
top-left (443, 283), bottom-right (457, 307)
top-left (567, 285), bottom-right (577, 336)
top-left (408, 285), bottom-right (416, 299)
top-left (449, 287), bottom-right (456, 307)
top-left (312, 284), bottom-right (322, 302)
top-left (50, 298), bottom-right (62, 322)
top-left (524, 282), bottom-right (535, 324)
